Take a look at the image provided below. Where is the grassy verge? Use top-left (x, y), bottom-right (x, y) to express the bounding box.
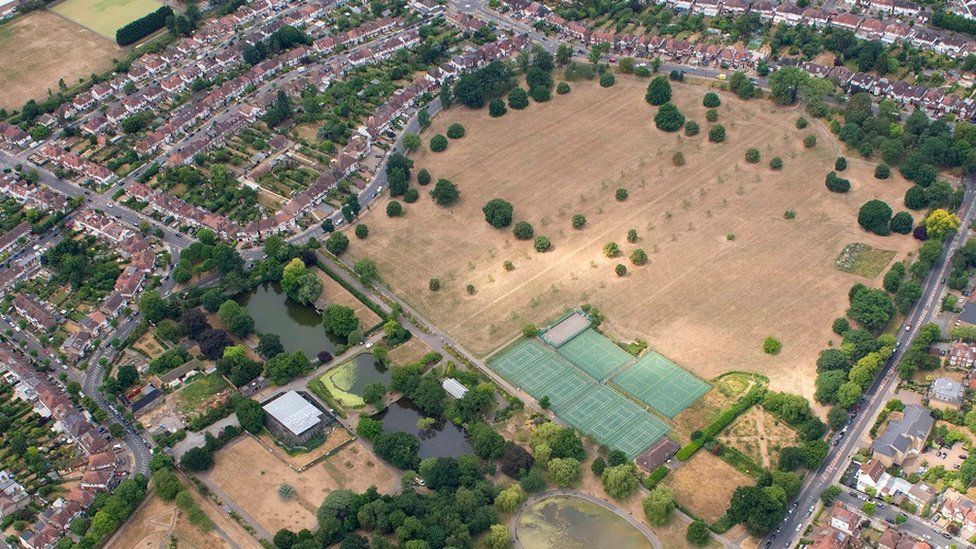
top-left (308, 377), bottom-right (348, 419)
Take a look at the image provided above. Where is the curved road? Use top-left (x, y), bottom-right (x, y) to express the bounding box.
top-left (509, 489), bottom-right (662, 549)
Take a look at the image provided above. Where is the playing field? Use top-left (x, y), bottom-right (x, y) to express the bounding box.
top-left (555, 328), bottom-right (633, 380)
top-left (613, 352), bottom-right (711, 418)
top-left (0, 11), bottom-right (122, 110)
top-left (350, 75), bottom-right (918, 402)
top-left (52, 0), bottom-right (163, 39)
top-left (489, 338), bottom-right (669, 457)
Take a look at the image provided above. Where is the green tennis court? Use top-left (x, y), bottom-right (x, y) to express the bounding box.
top-left (489, 339), bottom-right (593, 408)
top-left (613, 352), bottom-right (711, 418)
top-left (555, 328), bottom-right (633, 380)
top-left (560, 385), bottom-right (670, 458)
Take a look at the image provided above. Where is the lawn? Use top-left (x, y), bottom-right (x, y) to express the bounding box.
top-left (663, 451), bottom-right (753, 523)
top-left (52, 0), bottom-right (163, 39)
top-left (176, 374), bottom-right (228, 414)
top-left (834, 242), bottom-right (897, 278)
top-left (0, 11), bottom-right (121, 110)
top-left (348, 75), bottom-right (918, 402)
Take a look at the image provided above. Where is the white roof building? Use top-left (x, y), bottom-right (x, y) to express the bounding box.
top-left (442, 378), bottom-right (469, 400)
top-left (263, 390), bottom-right (323, 436)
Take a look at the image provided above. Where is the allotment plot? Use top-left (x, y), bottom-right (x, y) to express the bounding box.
top-left (613, 352), bottom-right (711, 418)
top-left (555, 328), bottom-right (633, 381)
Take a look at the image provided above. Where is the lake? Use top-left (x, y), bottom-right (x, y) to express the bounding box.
top-left (375, 398), bottom-right (474, 458)
top-left (321, 353), bottom-right (390, 407)
top-left (237, 282), bottom-right (338, 360)
top-left (516, 495), bottom-right (654, 549)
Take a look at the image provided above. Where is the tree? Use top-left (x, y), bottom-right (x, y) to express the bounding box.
top-left (235, 398), bottom-right (265, 434)
top-left (803, 135), bottom-right (817, 148)
top-left (354, 259), bottom-right (378, 285)
top-left (835, 157), bottom-right (848, 171)
top-left (484, 524), bottom-right (510, 549)
top-left (547, 458), bottom-right (580, 487)
top-left (876, 164), bottom-right (891, 179)
top-left (533, 236), bottom-right (551, 252)
top-left (387, 201), bottom-right (403, 217)
top-left (557, 81), bottom-right (570, 94)
top-left (281, 258), bottom-right (322, 304)
top-left (730, 71), bottom-right (756, 99)
top-left (708, 125), bottom-right (726, 143)
top-left (403, 133), bottom-right (421, 152)
top-left (602, 463), bottom-right (639, 499)
top-left (501, 442), bottom-right (534, 478)
top-left (684, 121), bottom-right (699, 136)
top-left (770, 157), bottom-right (784, 170)
top-left (858, 200), bottom-right (893, 236)
top-left (926, 208), bottom-right (961, 240)
top-left (180, 447), bottom-right (214, 472)
top-left (488, 98), bottom-right (507, 117)
top-left (745, 148), bottom-right (760, 163)
top-left (494, 485), bottom-right (524, 513)
top-left (356, 416), bottom-right (383, 441)
top-left (643, 486), bottom-right (675, 526)
top-left (508, 88), bottom-right (529, 109)
top-left (483, 199), bottom-right (514, 228)
top-left (572, 214), bottom-right (586, 229)
top-left (198, 329), bottom-right (231, 360)
top-left (431, 179), bottom-right (460, 206)
top-left (512, 221), bottom-right (534, 240)
top-left (654, 102), bottom-right (685, 132)
top-left (429, 135), bottom-right (448, 152)
top-left (469, 422), bottom-right (505, 460)
top-left (646, 76), bottom-right (672, 105)
top-left (706, 108), bottom-right (719, 123)
top-left (889, 212), bottom-right (913, 235)
top-left (703, 92), bottom-right (721, 108)
top-left (815, 370), bottom-right (847, 405)
top-left (687, 520), bottom-right (710, 545)
top-left (825, 172), bottom-right (851, 193)
top-left (257, 333), bottom-right (283, 359)
top-left (374, 432), bottom-right (420, 469)
top-left (139, 290), bottom-right (168, 324)
top-left (763, 337), bottom-right (782, 355)
top-left (630, 249), bottom-right (648, 265)
top-left (768, 67), bottom-right (808, 105)
top-left (447, 123), bottom-right (465, 139)
top-left (604, 241), bottom-right (620, 257)
top-left (599, 73), bottom-right (615, 87)
top-left (218, 300), bottom-right (254, 338)
top-left (323, 304), bottom-right (360, 340)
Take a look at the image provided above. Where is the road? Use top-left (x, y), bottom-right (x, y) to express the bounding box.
top-left (771, 175), bottom-right (976, 548)
top-left (834, 491), bottom-right (954, 546)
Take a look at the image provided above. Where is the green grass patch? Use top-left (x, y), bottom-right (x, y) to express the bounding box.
top-left (52, 0), bottom-right (163, 39)
top-left (834, 243), bottom-right (896, 279)
top-left (176, 374), bottom-right (228, 414)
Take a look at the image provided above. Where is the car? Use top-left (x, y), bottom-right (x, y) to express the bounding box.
top-left (905, 323), bottom-right (912, 332)
top-left (795, 524), bottom-right (802, 532)
top-left (944, 533), bottom-right (953, 539)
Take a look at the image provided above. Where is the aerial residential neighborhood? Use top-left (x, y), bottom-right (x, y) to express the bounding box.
top-left (0, 0), bottom-right (975, 546)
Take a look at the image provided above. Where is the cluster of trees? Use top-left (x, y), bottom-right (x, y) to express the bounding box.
top-left (43, 235), bottom-right (120, 301)
top-left (452, 60), bottom-right (515, 109)
top-left (242, 25), bottom-right (311, 65)
top-left (157, 165), bottom-right (259, 223)
top-left (323, 303), bottom-right (362, 344)
top-left (265, 351), bottom-right (313, 385)
top-left (723, 469), bottom-right (804, 536)
top-left (170, 228), bottom-right (245, 285)
top-left (281, 257), bottom-right (323, 306)
top-left (218, 299), bottom-right (254, 339)
top-left (116, 6), bottom-right (173, 45)
top-left (218, 344), bottom-right (264, 387)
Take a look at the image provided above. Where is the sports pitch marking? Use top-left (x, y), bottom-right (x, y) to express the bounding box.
top-left (489, 339), bottom-right (593, 409)
top-left (559, 385), bottom-right (670, 458)
top-left (612, 352), bottom-right (711, 418)
top-left (555, 328), bottom-right (633, 381)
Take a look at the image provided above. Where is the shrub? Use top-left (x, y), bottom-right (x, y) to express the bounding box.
top-left (599, 73), bottom-right (615, 87)
top-left (627, 229), bottom-right (638, 242)
top-left (571, 214), bottom-right (586, 229)
top-left (483, 199), bottom-right (514, 228)
top-left (508, 88), bottom-right (529, 109)
top-left (705, 108), bottom-right (719, 122)
top-left (530, 85), bottom-right (551, 102)
top-left (684, 121), bottom-right (699, 136)
top-left (446, 123), bottom-right (465, 139)
top-left (832, 317), bottom-right (850, 335)
top-left (687, 520), bottom-right (710, 546)
top-left (488, 98), bottom-right (507, 117)
top-left (403, 188), bottom-right (419, 203)
top-left (654, 102), bottom-right (685, 132)
top-left (796, 117), bottom-right (808, 129)
top-left (703, 92), bottom-right (721, 107)
top-left (615, 264), bottom-right (627, 276)
top-left (466, 284), bottom-right (476, 295)
top-left (745, 148), bottom-right (760, 163)
top-left (672, 152), bottom-right (685, 166)
top-left (803, 134), bottom-right (817, 148)
top-left (708, 125), bottom-right (726, 143)
top-left (763, 337), bottom-right (782, 355)
top-left (630, 249), bottom-right (648, 265)
top-left (513, 221), bottom-right (534, 240)
top-left (503, 260), bottom-right (514, 271)
top-left (784, 209), bottom-right (796, 219)
top-left (875, 164), bottom-right (891, 179)
top-left (354, 224), bottom-right (368, 239)
top-left (429, 134), bottom-right (448, 152)
top-left (603, 241), bottom-right (620, 257)
top-left (417, 169), bottom-right (431, 185)
top-left (835, 157), bottom-right (847, 171)
top-left (825, 172), bottom-right (850, 193)
top-left (770, 157), bottom-right (783, 170)
top-left (429, 278), bottom-right (440, 291)
top-left (890, 211), bottom-right (914, 234)
top-left (615, 188), bottom-right (628, 201)
top-left (386, 200), bottom-right (403, 217)
top-left (533, 236), bottom-right (551, 252)
top-left (556, 81), bottom-right (570, 94)
top-left (858, 199), bottom-right (893, 235)
top-left (634, 66), bottom-right (650, 77)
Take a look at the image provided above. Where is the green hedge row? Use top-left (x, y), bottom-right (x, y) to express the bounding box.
top-left (643, 465), bottom-right (669, 489)
top-left (677, 384), bottom-right (766, 461)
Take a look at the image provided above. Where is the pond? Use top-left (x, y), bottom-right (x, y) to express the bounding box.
top-left (236, 282), bottom-right (338, 360)
top-left (375, 398), bottom-right (474, 459)
top-left (320, 353), bottom-right (390, 407)
top-left (516, 495), bottom-right (654, 549)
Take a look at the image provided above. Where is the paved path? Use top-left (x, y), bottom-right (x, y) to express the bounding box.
top-left (509, 489), bottom-right (662, 549)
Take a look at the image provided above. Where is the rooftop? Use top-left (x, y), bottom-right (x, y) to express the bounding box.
top-left (263, 390), bottom-right (323, 436)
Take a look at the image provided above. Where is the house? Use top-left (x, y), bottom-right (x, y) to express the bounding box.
top-left (0, 470), bottom-right (29, 519)
top-left (13, 294), bottom-right (57, 332)
top-left (958, 301), bottom-right (976, 325)
top-left (871, 404), bottom-right (934, 466)
top-left (878, 528), bottom-right (928, 549)
top-left (929, 377), bottom-right (965, 409)
top-left (940, 491), bottom-right (976, 537)
top-left (856, 458), bottom-right (887, 492)
top-left (262, 390), bottom-right (335, 447)
top-left (828, 501), bottom-right (863, 535)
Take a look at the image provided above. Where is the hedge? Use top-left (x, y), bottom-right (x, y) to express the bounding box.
top-left (116, 6), bottom-right (173, 46)
top-left (677, 384), bottom-right (766, 461)
top-left (643, 465), bottom-right (669, 489)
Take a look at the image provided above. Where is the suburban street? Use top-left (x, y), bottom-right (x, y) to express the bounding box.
top-left (770, 175), bottom-right (976, 548)
top-left (834, 491), bottom-right (952, 546)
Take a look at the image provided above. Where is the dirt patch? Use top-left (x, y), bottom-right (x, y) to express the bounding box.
top-left (349, 76), bottom-right (917, 402)
top-left (106, 490), bottom-right (247, 549)
top-left (206, 436), bottom-right (398, 534)
top-left (387, 337), bottom-right (434, 366)
top-left (314, 269), bottom-right (383, 329)
top-left (256, 426), bottom-right (353, 470)
top-left (132, 331), bottom-right (167, 359)
top-left (0, 11), bottom-right (122, 111)
top-left (664, 451), bottom-right (753, 523)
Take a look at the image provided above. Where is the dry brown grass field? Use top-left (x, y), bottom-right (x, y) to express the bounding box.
top-left (663, 451), bottom-right (753, 523)
top-left (350, 75), bottom-right (918, 401)
top-left (0, 11), bottom-right (122, 111)
top-left (718, 407), bottom-right (798, 468)
top-left (206, 437), bottom-right (398, 534)
top-left (313, 269), bottom-right (383, 328)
